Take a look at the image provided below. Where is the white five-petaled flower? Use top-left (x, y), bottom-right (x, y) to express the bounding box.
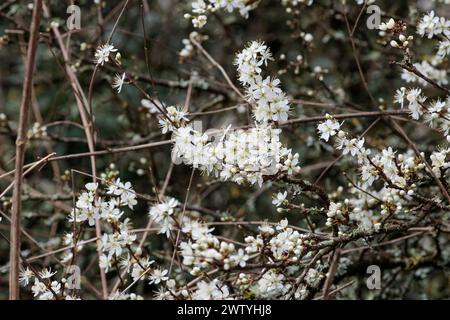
top-left (394, 87), bottom-right (406, 109)
top-left (317, 119), bottom-right (341, 141)
top-left (85, 182), bottom-right (98, 192)
top-left (95, 43), bottom-right (118, 66)
top-left (19, 267), bottom-right (34, 286)
top-left (149, 268), bottom-right (169, 285)
top-left (112, 73), bottom-right (126, 93)
top-left (38, 267), bottom-right (57, 279)
top-left (272, 191), bottom-right (287, 207)
top-left (31, 280), bottom-right (47, 297)
top-left (230, 248), bottom-right (249, 268)
top-left (192, 279), bottom-right (230, 300)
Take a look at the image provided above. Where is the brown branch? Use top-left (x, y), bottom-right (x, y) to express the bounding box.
top-left (322, 248), bottom-right (341, 299)
top-left (394, 61), bottom-right (450, 95)
top-left (9, 0), bottom-right (42, 300)
top-left (279, 110), bottom-right (408, 126)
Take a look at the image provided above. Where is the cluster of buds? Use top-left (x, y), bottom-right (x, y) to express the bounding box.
top-left (378, 18), bottom-right (407, 35)
top-left (27, 122), bottom-right (47, 139)
top-left (378, 18), bottom-right (414, 49)
top-left (390, 34), bottom-right (414, 49)
top-left (378, 18), bottom-right (396, 33)
top-left (378, 18), bottom-right (411, 49)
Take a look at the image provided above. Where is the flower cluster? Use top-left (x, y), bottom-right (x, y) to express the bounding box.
top-left (253, 269), bottom-right (290, 298)
top-left (18, 267), bottom-right (65, 300)
top-left (186, 0), bottom-right (251, 29)
top-left (316, 115), bottom-right (441, 231)
top-left (430, 147), bottom-right (450, 177)
top-left (20, 180), bottom-right (183, 299)
top-left (401, 61), bottom-right (448, 87)
top-left (27, 122), bottom-right (47, 139)
top-left (395, 87), bottom-right (450, 135)
top-left (192, 279), bottom-right (230, 300)
top-left (173, 123), bottom-right (299, 186)
top-left (148, 197), bottom-right (180, 237)
top-left (180, 217), bottom-right (249, 272)
top-left (417, 11), bottom-right (450, 39)
top-left (266, 220), bottom-right (306, 260)
top-left (234, 41), bottom-right (290, 123)
top-left (158, 106), bottom-right (189, 134)
top-left (164, 42), bottom-right (300, 186)
top-left (94, 43), bottom-right (129, 93)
